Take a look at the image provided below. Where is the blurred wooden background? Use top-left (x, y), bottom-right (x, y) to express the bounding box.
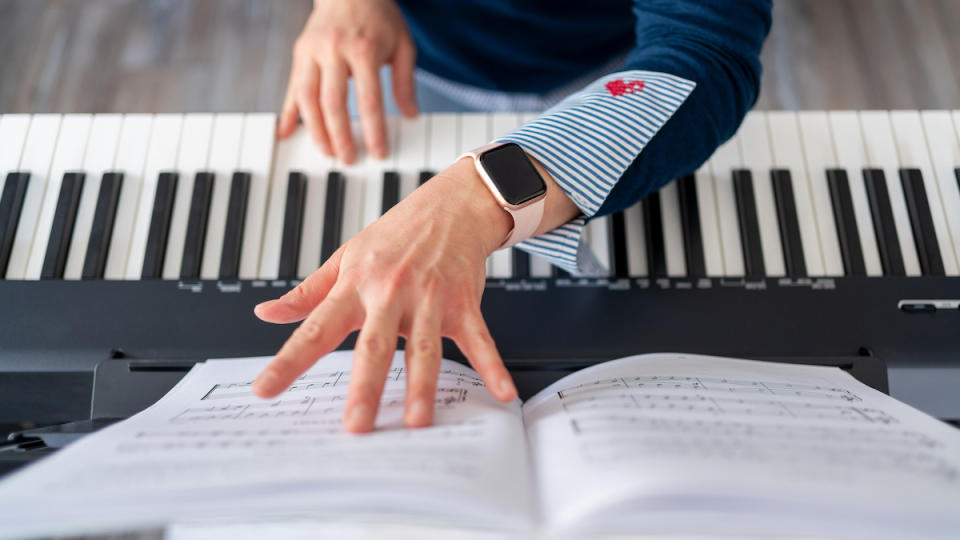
top-left (0, 0), bottom-right (958, 114)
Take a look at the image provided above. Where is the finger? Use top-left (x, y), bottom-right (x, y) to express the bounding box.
top-left (453, 312), bottom-right (517, 402)
top-left (403, 299), bottom-right (442, 427)
top-left (255, 246), bottom-right (344, 324)
top-left (293, 61), bottom-right (333, 156)
top-left (351, 58), bottom-right (387, 160)
top-left (320, 58), bottom-right (355, 164)
top-left (344, 305), bottom-right (402, 433)
top-left (252, 292), bottom-right (361, 399)
top-left (277, 83), bottom-right (299, 139)
top-left (391, 38), bottom-right (419, 118)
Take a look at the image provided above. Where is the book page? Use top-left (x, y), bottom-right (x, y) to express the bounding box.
top-left (522, 353), bottom-right (960, 538)
top-left (0, 351), bottom-right (533, 539)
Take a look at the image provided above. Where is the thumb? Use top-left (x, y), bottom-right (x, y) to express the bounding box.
top-left (391, 38), bottom-right (418, 117)
top-left (255, 246), bottom-right (345, 324)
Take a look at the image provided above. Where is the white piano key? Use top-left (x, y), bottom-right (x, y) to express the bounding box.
top-left (125, 115), bottom-right (183, 279)
top-left (361, 116), bottom-right (394, 228)
top-left (0, 114), bottom-right (31, 178)
top-left (428, 113), bottom-right (461, 173)
top-left (290, 130), bottom-right (331, 279)
top-left (623, 200), bottom-right (648, 277)
top-left (890, 111), bottom-right (958, 275)
top-left (736, 112), bottom-right (786, 277)
top-left (64, 114), bottom-right (123, 280)
top-left (237, 113), bottom-right (277, 280)
top-left (339, 121), bottom-right (368, 253)
top-left (588, 215), bottom-right (612, 276)
top-left (103, 114), bottom-right (152, 280)
top-left (693, 165), bottom-right (724, 277)
top-left (828, 112), bottom-right (883, 276)
top-left (767, 112), bottom-right (825, 276)
top-left (659, 179), bottom-right (687, 277)
top-left (396, 115), bottom-right (428, 200)
top-left (708, 136), bottom-right (745, 276)
top-left (200, 114), bottom-right (245, 280)
top-left (530, 252), bottom-right (553, 278)
top-left (488, 113), bottom-right (522, 279)
top-left (920, 111), bottom-right (960, 270)
top-left (5, 115), bottom-right (61, 279)
top-left (25, 114), bottom-right (93, 280)
top-left (858, 111), bottom-right (922, 276)
top-left (796, 111), bottom-right (845, 276)
top-left (259, 130), bottom-right (299, 279)
top-left (163, 114), bottom-right (214, 280)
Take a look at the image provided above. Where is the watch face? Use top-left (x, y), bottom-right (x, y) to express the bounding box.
top-left (479, 143), bottom-right (547, 205)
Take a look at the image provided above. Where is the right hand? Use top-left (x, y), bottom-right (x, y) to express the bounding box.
top-left (278, 0), bottom-right (418, 163)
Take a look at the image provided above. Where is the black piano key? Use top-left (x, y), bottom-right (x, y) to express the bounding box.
top-left (141, 172), bottom-right (178, 279)
top-left (955, 168), bottom-right (960, 192)
top-left (899, 168), bottom-right (944, 276)
top-left (512, 249), bottom-right (530, 278)
top-left (81, 172), bottom-right (124, 280)
top-left (771, 169), bottom-right (806, 278)
top-left (278, 172), bottom-right (306, 279)
top-left (732, 169), bottom-right (765, 278)
top-left (179, 172), bottom-right (215, 280)
top-left (609, 211), bottom-right (629, 277)
top-left (218, 171), bottom-right (250, 280)
top-left (0, 172), bottom-right (30, 276)
top-left (419, 170), bottom-right (434, 186)
top-left (863, 168), bottom-right (905, 276)
top-left (826, 169), bottom-right (866, 276)
top-left (41, 172), bottom-right (85, 280)
top-left (642, 191), bottom-right (667, 277)
top-left (552, 265), bottom-right (571, 278)
top-left (381, 171), bottom-right (400, 215)
top-left (320, 171), bottom-right (346, 264)
top-left (677, 174), bottom-right (705, 277)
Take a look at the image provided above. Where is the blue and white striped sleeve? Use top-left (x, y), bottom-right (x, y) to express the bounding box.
top-left (493, 70), bottom-right (695, 275)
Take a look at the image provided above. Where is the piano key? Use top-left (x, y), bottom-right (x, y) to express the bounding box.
top-left (41, 172), bottom-right (85, 280)
top-left (381, 171), bottom-right (400, 214)
top-left (278, 172), bottom-right (306, 280)
top-left (103, 114), bottom-right (152, 280)
top-left (0, 115), bottom-right (31, 177)
top-left (362, 116), bottom-right (394, 230)
top-left (889, 111), bottom-right (958, 275)
top-left (732, 169), bottom-right (765, 278)
top-left (899, 168), bottom-right (944, 275)
top-left (708, 137), bottom-right (745, 276)
top-left (919, 111), bottom-right (960, 271)
top-left (81, 172), bottom-right (123, 279)
top-left (766, 112), bottom-right (824, 275)
top-left (609, 211), bottom-right (629, 278)
top-left (5, 115), bottom-right (60, 280)
top-left (218, 172), bottom-right (250, 280)
top-left (771, 169), bottom-right (807, 277)
top-left (320, 171), bottom-right (345, 265)
top-left (642, 192), bottom-right (666, 277)
top-left (0, 173), bottom-right (30, 276)
top-left (736, 112), bottom-right (785, 277)
top-left (294, 144), bottom-right (332, 281)
top-left (863, 168), bottom-right (906, 276)
top-left (340, 122), bottom-right (367, 253)
top-left (140, 172), bottom-right (178, 279)
top-left (163, 114), bottom-right (214, 280)
top-left (530, 252), bottom-right (553, 278)
top-left (796, 111), bottom-right (845, 276)
top-left (429, 113), bottom-right (460, 175)
top-left (64, 114), bottom-right (123, 280)
top-left (693, 165), bottom-right (724, 277)
top-left (236, 114), bottom-right (276, 280)
top-left (124, 115), bottom-right (183, 280)
top-left (395, 115), bottom-right (428, 200)
top-left (659, 179), bottom-right (687, 277)
top-left (587, 215), bottom-right (611, 276)
top-left (858, 111), bottom-right (921, 276)
top-left (179, 172), bottom-right (214, 280)
top-left (677, 174), bottom-right (705, 277)
top-left (419, 170), bottom-right (433, 186)
top-left (827, 112), bottom-right (884, 276)
top-left (623, 199), bottom-right (648, 277)
top-left (826, 169), bottom-right (867, 276)
top-left (512, 250), bottom-right (531, 278)
top-left (200, 114), bottom-right (244, 280)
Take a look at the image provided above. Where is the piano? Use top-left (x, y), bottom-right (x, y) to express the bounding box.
top-left (1, 110), bottom-right (959, 471)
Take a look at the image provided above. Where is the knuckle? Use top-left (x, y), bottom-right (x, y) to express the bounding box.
top-left (294, 86), bottom-right (316, 103)
top-left (350, 35), bottom-right (377, 59)
top-left (411, 337), bottom-right (438, 359)
top-left (359, 334), bottom-right (391, 358)
top-left (356, 90), bottom-right (381, 114)
top-left (296, 319), bottom-right (325, 342)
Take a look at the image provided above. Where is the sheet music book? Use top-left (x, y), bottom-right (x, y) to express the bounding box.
top-left (0, 352), bottom-right (958, 539)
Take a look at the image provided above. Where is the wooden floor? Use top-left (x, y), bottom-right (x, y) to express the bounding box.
top-left (0, 0), bottom-right (958, 114)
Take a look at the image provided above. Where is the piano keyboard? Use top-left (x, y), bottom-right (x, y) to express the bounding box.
top-left (1, 110), bottom-right (959, 283)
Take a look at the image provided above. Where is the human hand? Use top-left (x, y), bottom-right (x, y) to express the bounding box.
top-left (277, 0), bottom-right (418, 163)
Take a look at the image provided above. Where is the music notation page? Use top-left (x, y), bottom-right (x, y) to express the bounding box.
top-left (0, 352), bottom-right (533, 539)
top-left (521, 354), bottom-right (960, 538)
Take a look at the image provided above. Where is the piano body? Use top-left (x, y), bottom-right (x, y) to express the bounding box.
top-left (1, 110), bottom-right (958, 471)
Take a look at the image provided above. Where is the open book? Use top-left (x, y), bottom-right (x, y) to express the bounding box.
top-left (1, 352), bottom-right (958, 539)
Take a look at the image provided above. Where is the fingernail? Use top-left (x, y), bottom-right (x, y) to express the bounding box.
top-left (252, 371), bottom-right (279, 396)
top-left (346, 403), bottom-right (373, 431)
top-left (499, 378), bottom-right (517, 399)
top-left (407, 400), bottom-right (432, 426)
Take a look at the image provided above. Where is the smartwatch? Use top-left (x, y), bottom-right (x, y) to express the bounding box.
top-left (459, 142), bottom-right (547, 248)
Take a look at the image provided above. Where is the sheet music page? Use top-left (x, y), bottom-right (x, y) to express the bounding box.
top-left (521, 353), bottom-right (960, 538)
top-left (0, 351), bottom-right (533, 539)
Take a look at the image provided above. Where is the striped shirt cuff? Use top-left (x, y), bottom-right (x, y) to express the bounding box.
top-left (495, 70), bottom-right (695, 275)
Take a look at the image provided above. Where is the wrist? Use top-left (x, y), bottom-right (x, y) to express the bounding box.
top-left (432, 159), bottom-right (514, 255)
